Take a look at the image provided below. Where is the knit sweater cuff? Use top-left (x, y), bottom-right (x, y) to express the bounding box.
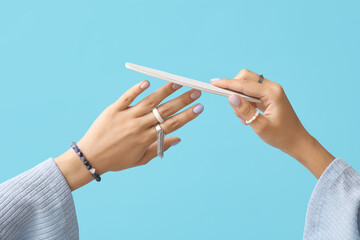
top-left (303, 158), bottom-right (360, 239)
top-left (0, 158), bottom-right (79, 240)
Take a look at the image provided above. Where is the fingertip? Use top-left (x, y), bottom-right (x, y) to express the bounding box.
top-left (229, 95), bottom-right (242, 108)
top-left (211, 78), bottom-right (222, 82)
top-left (239, 117), bottom-right (246, 125)
top-left (190, 89), bottom-right (202, 100)
top-left (140, 80), bottom-right (150, 90)
top-left (193, 103), bottom-right (204, 114)
top-left (172, 83), bottom-right (182, 90)
top-left (171, 139), bottom-right (181, 147)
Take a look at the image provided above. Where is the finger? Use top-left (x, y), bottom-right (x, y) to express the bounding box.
top-left (136, 137), bottom-right (181, 165)
top-left (113, 80), bottom-right (150, 110)
top-left (228, 94), bottom-right (269, 132)
top-left (132, 82), bottom-right (183, 116)
top-left (144, 103), bottom-right (204, 143)
top-left (160, 103), bottom-right (204, 134)
top-left (142, 89), bottom-right (202, 127)
top-left (234, 69), bottom-right (273, 86)
top-left (211, 77), bottom-right (265, 98)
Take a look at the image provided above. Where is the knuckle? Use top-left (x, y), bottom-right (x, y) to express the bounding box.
top-left (122, 95), bottom-right (132, 105)
top-left (238, 103), bottom-right (252, 118)
top-left (143, 97), bottom-right (156, 109)
top-left (239, 69), bottom-right (251, 79)
top-left (271, 83), bottom-right (284, 98)
top-left (159, 106), bottom-right (171, 118)
top-left (168, 118), bottom-right (181, 130)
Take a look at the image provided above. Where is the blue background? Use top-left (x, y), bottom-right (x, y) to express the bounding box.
top-left (1, 0), bottom-right (359, 239)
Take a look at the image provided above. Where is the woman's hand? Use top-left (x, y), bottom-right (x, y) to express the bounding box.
top-left (211, 70), bottom-right (334, 179)
top-left (55, 81), bottom-right (204, 190)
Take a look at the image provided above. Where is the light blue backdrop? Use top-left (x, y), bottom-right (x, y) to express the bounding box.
top-left (1, 0), bottom-right (359, 239)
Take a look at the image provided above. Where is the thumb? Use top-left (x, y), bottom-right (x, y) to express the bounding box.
top-left (137, 137), bottom-right (181, 165)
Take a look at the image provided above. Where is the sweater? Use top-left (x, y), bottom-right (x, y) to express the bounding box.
top-left (0, 158), bottom-right (78, 240)
top-left (0, 158), bottom-right (359, 239)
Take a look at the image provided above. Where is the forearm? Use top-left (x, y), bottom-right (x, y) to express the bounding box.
top-left (286, 134), bottom-right (335, 179)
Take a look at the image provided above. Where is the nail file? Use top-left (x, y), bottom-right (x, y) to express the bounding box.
top-left (125, 62), bottom-right (261, 103)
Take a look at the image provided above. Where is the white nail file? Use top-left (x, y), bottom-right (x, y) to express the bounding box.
top-left (125, 62), bottom-right (261, 103)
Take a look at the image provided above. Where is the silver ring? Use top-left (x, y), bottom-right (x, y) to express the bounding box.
top-left (152, 108), bottom-right (164, 123)
top-left (258, 74), bottom-right (264, 84)
top-left (155, 124), bottom-right (165, 158)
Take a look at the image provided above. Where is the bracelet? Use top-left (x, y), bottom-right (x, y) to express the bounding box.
top-left (70, 141), bottom-right (101, 182)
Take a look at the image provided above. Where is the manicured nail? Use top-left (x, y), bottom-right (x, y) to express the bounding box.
top-left (193, 104), bottom-right (204, 114)
top-left (229, 95), bottom-right (241, 107)
top-left (140, 81), bottom-right (150, 89)
top-left (211, 78), bottom-right (221, 82)
top-left (239, 118), bottom-right (246, 125)
top-left (172, 83), bottom-right (182, 90)
top-left (190, 90), bottom-right (201, 99)
top-left (171, 140), bottom-right (181, 147)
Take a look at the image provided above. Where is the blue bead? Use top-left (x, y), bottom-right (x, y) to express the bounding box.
top-left (92, 172), bottom-right (101, 182)
top-left (80, 156), bottom-right (86, 162)
top-left (86, 165), bottom-right (92, 170)
top-left (74, 147), bottom-right (80, 153)
top-left (83, 160), bottom-right (89, 165)
top-left (78, 152), bottom-right (83, 157)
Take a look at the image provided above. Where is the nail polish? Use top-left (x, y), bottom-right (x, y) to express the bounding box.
top-left (190, 90), bottom-right (201, 99)
top-left (229, 95), bottom-right (241, 107)
top-left (193, 104), bottom-right (204, 114)
top-left (140, 81), bottom-right (150, 89)
top-left (171, 140), bottom-right (181, 147)
top-left (240, 118), bottom-right (246, 125)
top-left (172, 83), bottom-right (182, 90)
top-left (211, 78), bottom-right (221, 82)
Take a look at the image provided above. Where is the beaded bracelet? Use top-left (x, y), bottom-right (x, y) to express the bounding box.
top-left (71, 141), bottom-right (101, 182)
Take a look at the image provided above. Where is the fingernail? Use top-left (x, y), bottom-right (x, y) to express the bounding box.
top-left (171, 140), bottom-right (181, 147)
top-left (240, 118), bottom-right (246, 125)
top-left (211, 78), bottom-right (221, 82)
top-left (172, 83), bottom-right (182, 90)
top-left (140, 81), bottom-right (150, 89)
top-left (193, 104), bottom-right (204, 114)
top-left (229, 95), bottom-right (241, 107)
top-left (190, 90), bottom-right (201, 99)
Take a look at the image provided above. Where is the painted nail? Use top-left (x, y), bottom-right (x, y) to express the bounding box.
top-left (172, 83), bottom-right (182, 90)
top-left (171, 140), bottom-right (181, 147)
top-left (190, 90), bottom-right (201, 99)
top-left (211, 78), bottom-right (221, 82)
top-left (193, 104), bottom-right (204, 114)
top-left (140, 81), bottom-right (150, 89)
top-left (239, 118), bottom-right (246, 125)
top-left (229, 95), bottom-right (241, 107)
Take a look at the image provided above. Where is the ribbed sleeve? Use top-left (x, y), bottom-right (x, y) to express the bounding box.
top-left (304, 158), bottom-right (360, 239)
top-left (0, 158), bottom-right (79, 240)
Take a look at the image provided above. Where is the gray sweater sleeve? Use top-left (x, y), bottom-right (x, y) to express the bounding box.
top-left (304, 158), bottom-right (360, 239)
top-left (0, 158), bottom-right (79, 240)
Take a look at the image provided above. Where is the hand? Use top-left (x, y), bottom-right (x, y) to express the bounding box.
top-left (211, 69), bottom-right (334, 178)
top-left (55, 81), bottom-right (204, 190)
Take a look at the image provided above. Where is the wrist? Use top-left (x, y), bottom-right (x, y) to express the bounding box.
top-left (284, 133), bottom-right (335, 179)
top-left (54, 146), bottom-right (107, 191)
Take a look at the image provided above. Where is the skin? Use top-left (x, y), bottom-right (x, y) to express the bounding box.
top-left (55, 81), bottom-right (204, 191)
top-left (211, 69), bottom-right (335, 179)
